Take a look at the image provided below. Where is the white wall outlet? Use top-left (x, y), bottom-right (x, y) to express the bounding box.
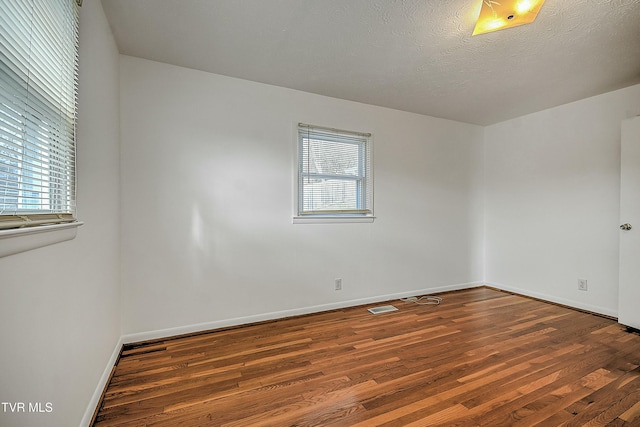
top-left (578, 279), bottom-right (588, 291)
top-left (335, 278), bottom-right (342, 291)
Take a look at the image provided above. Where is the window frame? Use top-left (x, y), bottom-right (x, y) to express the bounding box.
top-left (0, 0), bottom-right (82, 257)
top-left (293, 123), bottom-right (374, 224)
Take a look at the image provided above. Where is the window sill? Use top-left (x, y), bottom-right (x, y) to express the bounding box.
top-left (293, 215), bottom-right (375, 224)
top-left (0, 221), bottom-right (84, 258)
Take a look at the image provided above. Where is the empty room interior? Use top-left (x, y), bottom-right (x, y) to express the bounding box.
top-left (1, 0), bottom-right (640, 426)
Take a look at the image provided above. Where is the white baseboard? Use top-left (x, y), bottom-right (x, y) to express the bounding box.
top-left (121, 281), bottom-right (484, 344)
top-left (79, 335), bottom-right (124, 427)
top-left (485, 281), bottom-right (618, 318)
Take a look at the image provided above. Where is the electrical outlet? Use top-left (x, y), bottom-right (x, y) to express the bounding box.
top-left (335, 278), bottom-right (342, 291)
top-left (578, 279), bottom-right (588, 291)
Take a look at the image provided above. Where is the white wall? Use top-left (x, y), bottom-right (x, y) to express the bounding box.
top-left (0, 2), bottom-right (121, 427)
top-left (119, 55), bottom-right (485, 337)
top-left (484, 83), bottom-right (640, 316)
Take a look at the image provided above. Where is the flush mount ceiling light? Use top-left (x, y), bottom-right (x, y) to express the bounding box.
top-left (473, 0), bottom-right (546, 35)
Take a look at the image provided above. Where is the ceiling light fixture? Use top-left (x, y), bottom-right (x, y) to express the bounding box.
top-left (473, 0), bottom-right (546, 36)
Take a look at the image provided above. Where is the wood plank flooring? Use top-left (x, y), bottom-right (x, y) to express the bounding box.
top-left (92, 287), bottom-right (640, 426)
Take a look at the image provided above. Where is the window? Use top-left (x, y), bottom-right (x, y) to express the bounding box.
top-left (296, 123), bottom-right (373, 221)
top-left (0, 0), bottom-right (80, 231)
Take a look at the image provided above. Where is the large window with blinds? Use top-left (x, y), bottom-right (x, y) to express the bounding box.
top-left (297, 123), bottom-right (373, 219)
top-left (0, 0), bottom-right (80, 231)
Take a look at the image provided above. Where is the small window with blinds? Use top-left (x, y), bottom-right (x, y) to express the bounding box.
top-left (297, 123), bottom-right (373, 220)
top-left (0, 0), bottom-right (80, 231)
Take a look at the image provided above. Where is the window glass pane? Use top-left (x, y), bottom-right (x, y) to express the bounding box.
top-left (302, 177), bottom-right (360, 212)
top-left (302, 138), bottom-right (361, 177)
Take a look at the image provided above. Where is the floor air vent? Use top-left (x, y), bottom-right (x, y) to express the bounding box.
top-left (368, 305), bottom-right (399, 314)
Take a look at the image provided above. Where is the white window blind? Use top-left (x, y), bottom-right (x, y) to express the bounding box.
top-left (298, 123), bottom-right (373, 216)
top-left (0, 0), bottom-right (79, 230)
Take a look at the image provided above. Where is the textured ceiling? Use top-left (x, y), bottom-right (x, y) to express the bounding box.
top-left (100, 0), bottom-right (640, 125)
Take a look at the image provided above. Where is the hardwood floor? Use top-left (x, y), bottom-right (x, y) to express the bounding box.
top-left (92, 287), bottom-right (640, 426)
